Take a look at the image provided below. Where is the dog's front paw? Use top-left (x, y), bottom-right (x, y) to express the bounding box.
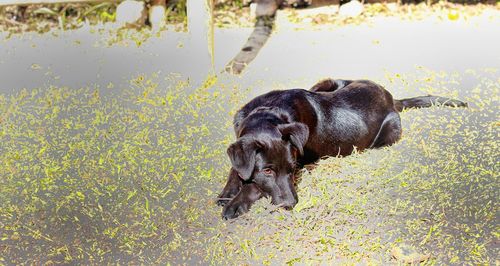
top-left (222, 200), bottom-right (250, 220)
top-left (216, 187), bottom-right (240, 206)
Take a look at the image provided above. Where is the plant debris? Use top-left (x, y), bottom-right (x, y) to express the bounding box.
top-left (0, 68), bottom-right (498, 264)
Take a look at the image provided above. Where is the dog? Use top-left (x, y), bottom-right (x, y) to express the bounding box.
top-left (217, 79), bottom-right (466, 219)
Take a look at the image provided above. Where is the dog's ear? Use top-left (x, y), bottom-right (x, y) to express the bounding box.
top-left (278, 122), bottom-right (309, 156)
top-left (227, 139), bottom-right (260, 181)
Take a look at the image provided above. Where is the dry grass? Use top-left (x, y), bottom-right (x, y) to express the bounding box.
top-left (0, 67), bottom-right (498, 264)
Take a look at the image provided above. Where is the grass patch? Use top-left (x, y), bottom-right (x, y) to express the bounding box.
top-left (0, 68), bottom-right (498, 264)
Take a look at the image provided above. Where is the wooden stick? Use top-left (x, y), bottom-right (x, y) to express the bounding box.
top-left (186, 0), bottom-right (214, 71)
top-left (225, 15), bottom-right (275, 75)
top-left (224, 0), bottom-right (283, 75)
top-left (0, 0), bottom-right (119, 7)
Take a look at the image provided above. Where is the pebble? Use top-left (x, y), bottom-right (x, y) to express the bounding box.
top-left (116, 0), bottom-right (147, 28)
top-left (338, 0), bottom-right (364, 18)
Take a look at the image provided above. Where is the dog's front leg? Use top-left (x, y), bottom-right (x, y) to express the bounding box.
top-left (222, 183), bottom-right (263, 219)
top-left (217, 168), bottom-right (242, 206)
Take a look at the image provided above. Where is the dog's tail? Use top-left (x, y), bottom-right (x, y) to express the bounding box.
top-left (394, 95), bottom-right (467, 112)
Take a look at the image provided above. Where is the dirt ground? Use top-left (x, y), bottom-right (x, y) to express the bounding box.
top-left (0, 2), bottom-right (499, 265)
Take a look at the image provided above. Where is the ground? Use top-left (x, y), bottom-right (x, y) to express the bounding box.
top-left (0, 3), bottom-right (499, 265)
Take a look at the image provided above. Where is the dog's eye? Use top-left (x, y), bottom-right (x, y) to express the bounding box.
top-left (262, 168), bottom-right (274, 176)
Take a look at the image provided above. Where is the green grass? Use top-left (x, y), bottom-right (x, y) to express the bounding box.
top-left (0, 68), bottom-right (498, 264)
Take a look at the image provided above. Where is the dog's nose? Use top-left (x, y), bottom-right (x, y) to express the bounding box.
top-left (282, 199), bottom-right (298, 210)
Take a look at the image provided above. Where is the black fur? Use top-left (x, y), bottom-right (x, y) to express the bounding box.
top-left (217, 78), bottom-right (467, 219)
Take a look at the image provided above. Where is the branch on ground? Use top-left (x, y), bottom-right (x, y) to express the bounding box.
top-left (225, 14), bottom-right (275, 74)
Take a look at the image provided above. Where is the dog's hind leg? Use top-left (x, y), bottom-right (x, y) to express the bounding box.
top-left (369, 112), bottom-right (402, 148)
top-left (310, 79), bottom-right (352, 92)
top-left (217, 168), bottom-right (242, 206)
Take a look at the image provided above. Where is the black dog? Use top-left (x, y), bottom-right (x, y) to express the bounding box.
top-left (217, 79), bottom-right (466, 219)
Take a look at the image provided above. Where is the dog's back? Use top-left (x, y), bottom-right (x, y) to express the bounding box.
top-left (232, 81), bottom-right (398, 161)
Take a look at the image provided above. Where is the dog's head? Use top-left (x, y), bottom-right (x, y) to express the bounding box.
top-left (227, 122), bottom-right (309, 209)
